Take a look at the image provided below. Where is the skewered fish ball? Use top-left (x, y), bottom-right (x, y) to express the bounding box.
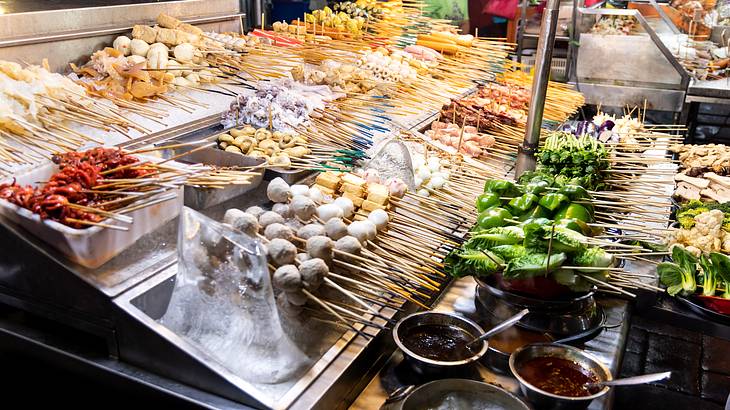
top-left (297, 223), bottom-right (325, 240)
top-left (267, 177), bottom-right (291, 203)
top-left (268, 238), bottom-right (297, 266)
top-left (335, 235), bottom-right (362, 263)
top-left (299, 258), bottom-right (328, 290)
top-left (223, 209), bottom-right (259, 236)
top-left (308, 186), bottom-right (325, 204)
top-left (272, 203), bottom-right (292, 218)
top-left (259, 211), bottom-right (285, 229)
top-left (347, 221), bottom-right (370, 245)
top-left (296, 252), bottom-right (311, 263)
top-left (273, 264), bottom-right (302, 292)
top-left (361, 220), bottom-right (377, 241)
top-left (368, 209), bottom-right (389, 231)
top-left (317, 203), bottom-right (344, 222)
top-left (291, 195), bottom-right (316, 221)
top-left (264, 223), bottom-right (294, 241)
top-left (324, 218), bottom-right (348, 240)
top-left (291, 184), bottom-right (310, 196)
top-left (276, 293), bottom-right (303, 316)
top-left (113, 36), bottom-right (132, 56)
top-left (286, 290), bottom-right (308, 306)
top-left (130, 38), bottom-right (150, 56)
top-left (286, 219), bottom-right (304, 231)
top-left (333, 197), bottom-right (354, 219)
top-left (245, 206), bottom-right (265, 219)
top-left (306, 235), bottom-right (334, 261)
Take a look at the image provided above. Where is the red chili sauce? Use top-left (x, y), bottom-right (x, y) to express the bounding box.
top-left (518, 356), bottom-right (601, 397)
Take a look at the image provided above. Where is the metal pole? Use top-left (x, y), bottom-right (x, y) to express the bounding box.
top-left (514, 0), bottom-right (561, 178)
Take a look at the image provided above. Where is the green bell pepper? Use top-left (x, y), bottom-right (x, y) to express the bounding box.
top-left (478, 207), bottom-right (513, 229)
top-left (538, 193), bottom-right (569, 211)
top-left (508, 193), bottom-right (539, 215)
top-left (476, 192), bottom-right (501, 213)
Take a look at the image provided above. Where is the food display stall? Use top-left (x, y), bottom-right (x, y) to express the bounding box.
top-left (0, 0), bottom-right (723, 409)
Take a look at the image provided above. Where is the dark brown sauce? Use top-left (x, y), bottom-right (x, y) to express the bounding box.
top-left (401, 324), bottom-right (479, 361)
top-left (488, 327), bottom-right (550, 354)
top-left (518, 356), bottom-right (601, 397)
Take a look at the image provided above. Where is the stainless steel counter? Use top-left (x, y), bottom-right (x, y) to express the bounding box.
top-left (349, 277), bottom-right (630, 410)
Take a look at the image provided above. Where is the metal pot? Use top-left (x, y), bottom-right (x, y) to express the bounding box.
top-left (475, 277), bottom-right (603, 337)
top-left (384, 379), bottom-right (530, 410)
top-left (393, 311), bottom-right (488, 377)
top-left (509, 343), bottom-right (612, 410)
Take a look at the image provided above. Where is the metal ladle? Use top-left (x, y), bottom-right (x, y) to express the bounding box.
top-left (467, 308), bottom-right (530, 348)
top-left (586, 371), bottom-right (672, 389)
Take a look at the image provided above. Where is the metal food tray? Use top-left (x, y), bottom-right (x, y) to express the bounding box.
top-left (0, 156), bottom-right (183, 269)
top-left (156, 137), bottom-right (266, 210)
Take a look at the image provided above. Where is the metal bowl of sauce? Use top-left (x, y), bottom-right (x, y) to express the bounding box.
top-left (509, 343), bottom-right (612, 410)
top-left (394, 311), bottom-right (488, 373)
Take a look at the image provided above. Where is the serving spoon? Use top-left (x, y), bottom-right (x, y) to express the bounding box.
top-left (586, 371), bottom-right (672, 388)
top-left (466, 308), bottom-right (530, 347)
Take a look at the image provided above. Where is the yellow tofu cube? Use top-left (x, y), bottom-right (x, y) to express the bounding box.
top-left (343, 191), bottom-right (364, 208)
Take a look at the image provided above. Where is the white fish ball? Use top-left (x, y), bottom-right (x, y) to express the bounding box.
top-left (347, 221), bottom-right (370, 245)
top-left (299, 258), bottom-right (329, 290)
top-left (246, 206), bottom-right (265, 219)
top-left (259, 211), bottom-right (285, 229)
top-left (297, 223), bottom-right (326, 240)
top-left (273, 265), bottom-right (301, 292)
top-left (286, 290), bottom-right (308, 306)
top-left (113, 36), bottom-right (132, 56)
top-left (368, 209), bottom-right (389, 231)
top-left (333, 197), bottom-right (354, 219)
top-left (264, 223), bottom-right (294, 241)
top-left (324, 218), bottom-right (348, 240)
top-left (335, 235), bottom-right (362, 263)
top-left (308, 186), bottom-right (325, 204)
top-left (268, 238), bottom-right (297, 266)
top-left (223, 209), bottom-right (259, 236)
top-left (272, 203), bottom-right (292, 218)
top-left (291, 195), bottom-right (316, 221)
top-left (130, 39), bottom-right (150, 57)
top-left (291, 184), bottom-right (310, 196)
top-left (361, 220), bottom-right (377, 241)
top-left (296, 252), bottom-right (311, 264)
top-left (306, 235), bottom-right (334, 261)
top-left (317, 203), bottom-right (344, 222)
top-left (267, 177), bottom-right (291, 203)
top-left (173, 43), bottom-right (195, 63)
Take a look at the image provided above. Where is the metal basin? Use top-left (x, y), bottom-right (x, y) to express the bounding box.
top-left (390, 379), bottom-right (530, 410)
top-left (393, 311), bottom-right (488, 377)
top-left (509, 343), bottom-right (612, 410)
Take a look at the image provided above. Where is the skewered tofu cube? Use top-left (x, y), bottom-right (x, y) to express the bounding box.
top-left (362, 199), bottom-right (386, 211)
top-left (343, 191), bottom-right (364, 207)
top-left (340, 183), bottom-right (365, 197)
top-left (314, 184), bottom-right (336, 197)
top-left (342, 173), bottom-right (366, 187)
top-left (315, 172), bottom-right (341, 190)
top-left (366, 183), bottom-right (389, 205)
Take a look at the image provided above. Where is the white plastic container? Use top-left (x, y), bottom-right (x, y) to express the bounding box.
top-left (0, 158), bottom-right (183, 268)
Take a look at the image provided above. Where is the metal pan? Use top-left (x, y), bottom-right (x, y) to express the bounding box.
top-left (157, 138), bottom-right (265, 209)
top-left (383, 379), bottom-right (529, 410)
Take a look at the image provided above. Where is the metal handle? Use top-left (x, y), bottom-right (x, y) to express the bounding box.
top-left (588, 371), bottom-right (671, 388)
top-left (468, 309), bottom-right (529, 346)
top-left (384, 385), bottom-right (415, 404)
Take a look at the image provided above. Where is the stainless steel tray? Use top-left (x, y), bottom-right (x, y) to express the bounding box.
top-left (157, 138), bottom-right (266, 210)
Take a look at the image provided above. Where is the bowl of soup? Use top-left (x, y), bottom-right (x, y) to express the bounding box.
top-left (509, 343), bottom-right (612, 410)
